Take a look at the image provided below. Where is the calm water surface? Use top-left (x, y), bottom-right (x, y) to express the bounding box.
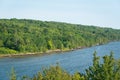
top-left (0, 42), bottom-right (120, 80)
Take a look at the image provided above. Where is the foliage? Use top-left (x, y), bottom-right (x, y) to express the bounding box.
top-left (85, 52), bottom-right (120, 80)
top-left (33, 65), bottom-right (72, 80)
top-left (0, 47), bottom-right (17, 54)
top-left (0, 18), bottom-right (120, 54)
top-left (12, 65), bottom-right (84, 80)
top-left (0, 18), bottom-right (120, 53)
top-left (9, 52), bottom-right (120, 80)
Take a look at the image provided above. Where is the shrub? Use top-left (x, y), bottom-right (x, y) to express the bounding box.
top-left (0, 47), bottom-right (17, 54)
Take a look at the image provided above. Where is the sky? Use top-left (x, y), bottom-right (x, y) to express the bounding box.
top-left (0, 0), bottom-right (120, 29)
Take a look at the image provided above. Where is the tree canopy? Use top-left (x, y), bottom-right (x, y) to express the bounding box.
top-left (0, 18), bottom-right (120, 54)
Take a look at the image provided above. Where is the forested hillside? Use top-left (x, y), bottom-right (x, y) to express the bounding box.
top-left (0, 18), bottom-right (120, 54)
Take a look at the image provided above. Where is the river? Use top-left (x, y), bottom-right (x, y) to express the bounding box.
top-left (0, 42), bottom-right (120, 80)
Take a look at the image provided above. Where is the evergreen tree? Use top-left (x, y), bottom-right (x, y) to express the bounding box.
top-left (85, 52), bottom-right (120, 80)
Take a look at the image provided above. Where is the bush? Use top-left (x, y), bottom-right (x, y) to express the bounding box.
top-left (0, 47), bottom-right (17, 54)
top-left (85, 52), bottom-right (120, 80)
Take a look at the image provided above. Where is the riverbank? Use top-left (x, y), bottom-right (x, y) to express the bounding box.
top-left (0, 49), bottom-right (70, 58)
top-left (0, 46), bottom-right (86, 58)
top-left (0, 41), bottom-right (112, 58)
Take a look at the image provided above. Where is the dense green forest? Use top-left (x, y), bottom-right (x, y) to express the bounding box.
top-left (0, 18), bottom-right (120, 54)
top-left (10, 52), bottom-right (120, 80)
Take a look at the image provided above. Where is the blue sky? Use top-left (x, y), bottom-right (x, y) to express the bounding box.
top-left (0, 0), bottom-right (120, 29)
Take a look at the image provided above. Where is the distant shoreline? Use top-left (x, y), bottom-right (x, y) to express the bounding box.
top-left (1, 41), bottom-right (117, 58)
top-left (0, 47), bottom-right (86, 58)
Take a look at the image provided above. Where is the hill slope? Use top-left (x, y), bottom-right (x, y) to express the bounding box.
top-left (0, 19), bottom-right (120, 54)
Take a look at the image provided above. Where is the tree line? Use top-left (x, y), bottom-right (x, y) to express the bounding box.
top-left (0, 18), bottom-right (120, 54)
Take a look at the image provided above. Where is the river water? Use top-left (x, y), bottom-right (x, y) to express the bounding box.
top-left (0, 42), bottom-right (120, 80)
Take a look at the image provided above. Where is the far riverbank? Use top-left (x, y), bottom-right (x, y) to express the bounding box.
top-left (0, 46), bottom-right (86, 58)
top-left (0, 41), bottom-right (114, 58)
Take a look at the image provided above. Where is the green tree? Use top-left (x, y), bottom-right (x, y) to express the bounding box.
top-left (47, 40), bottom-right (54, 50)
top-left (85, 52), bottom-right (120, 80)
top-left (0, 19), bottom-right (120, 54)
